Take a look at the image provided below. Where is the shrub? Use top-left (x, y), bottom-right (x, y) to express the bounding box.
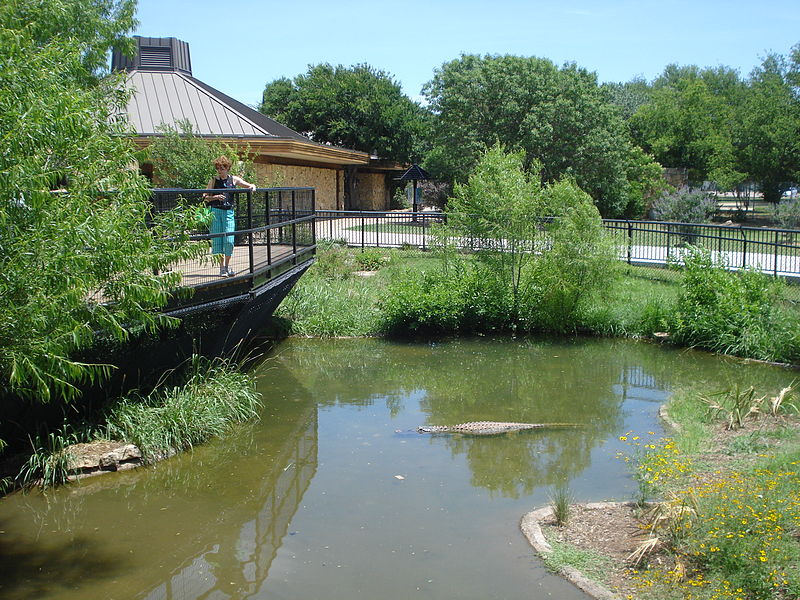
top-left (355, 248), bottom-right (392, 271)
top-left (670, 247), bottom-right (799, 361)
top-left (771, 197), bottom-right (800, 229)
top-left (381, 267), bottom-right (469, 335)
top-left (650, 189), bottom-right (717, 223)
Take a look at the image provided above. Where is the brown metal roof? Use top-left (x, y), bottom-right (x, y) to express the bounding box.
top-left (124, 70), bottom-right (298, 138)
top-left (122, 70), bottom-right (370, 165)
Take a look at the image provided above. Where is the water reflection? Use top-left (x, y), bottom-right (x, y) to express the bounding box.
top-left (0, 336), bottom-right (795, 600)
top-left (0, 373), bottom-right (318, 600)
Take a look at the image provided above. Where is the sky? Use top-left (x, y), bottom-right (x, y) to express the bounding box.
top-left (132, 0), bottom-right (800, 107)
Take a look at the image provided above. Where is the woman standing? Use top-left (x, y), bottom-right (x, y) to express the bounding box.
top-left (203, 156), bottom-right (256, 277)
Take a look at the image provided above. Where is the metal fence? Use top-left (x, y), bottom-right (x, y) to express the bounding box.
top-left (151, 187), bottom-right (315, 289)
top-left (315, 210), bottom-right (800, 282)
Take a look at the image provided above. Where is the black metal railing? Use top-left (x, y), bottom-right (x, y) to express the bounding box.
top-left (314, 210), bottom-right (800, 280)
top-left (603, 219), bottom-right (800, 278)
top-left (151, 187), bottom-right (315, 292)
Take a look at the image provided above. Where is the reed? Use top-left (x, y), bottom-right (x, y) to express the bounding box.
top-left (16, 423), bottom-right (81, 489)
top-left (105, 357), bottom-right (261, 462)
top-left (549, 482), bottom-right (573, 527)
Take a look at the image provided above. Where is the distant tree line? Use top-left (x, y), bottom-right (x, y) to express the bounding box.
top-left (260, 44), bottom-right (800, 215)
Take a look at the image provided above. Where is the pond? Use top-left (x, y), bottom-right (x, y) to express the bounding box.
top-left (0, 336), bottom-right (795, 600)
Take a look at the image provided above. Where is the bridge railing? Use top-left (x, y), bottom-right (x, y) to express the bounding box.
top-left (150, 187), bottom-right (315, 295)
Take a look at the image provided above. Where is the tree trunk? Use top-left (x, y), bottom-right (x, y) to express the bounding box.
top-left (345, 166), bottom-right (359, 210)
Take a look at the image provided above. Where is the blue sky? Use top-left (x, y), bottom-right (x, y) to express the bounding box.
top-left (133, 0), bottom-right (799, 107)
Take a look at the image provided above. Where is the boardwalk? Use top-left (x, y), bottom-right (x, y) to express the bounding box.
top-left (168, 244), bottom-right (295, 287)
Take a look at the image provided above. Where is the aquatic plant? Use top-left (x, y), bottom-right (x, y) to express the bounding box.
top-left (16, 424), bottom-right (80, 490)
top-left (549, 482), bottom-right (573, 527)
top-left (105, 357), bottom-right (261, 462)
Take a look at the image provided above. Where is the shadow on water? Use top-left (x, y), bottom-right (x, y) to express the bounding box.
top-left (0, 515), bottom-right (125, 599)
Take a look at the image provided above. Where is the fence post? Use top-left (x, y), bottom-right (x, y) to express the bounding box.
top-left (626, 219), bottom-right (632, 264)
top-left (247, 189), bottom-right (254, 274)
top-left (774, 229), bottom-right (779, 277)
top-left (266, 190), bottom-right (272, 266)
top-left (666, 223), bottom-right (671, 262)
top-left (360, 210), bottom-right (365, 249)
top-left (741, 229), bottom-right (747, 269)
top-left (292, 190), bottom-right (297, 258)
top-left (311, 190), bottom-right (316, 248)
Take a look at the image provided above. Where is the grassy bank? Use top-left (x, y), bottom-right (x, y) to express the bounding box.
top-left (614, 387), bottom-right (800, 599)
top-left (542, 387), bottom-right (800, 600)
top-left (278, 244), bottom-right (800, 362)
top-left (6, 356), bottom-right (261, 491)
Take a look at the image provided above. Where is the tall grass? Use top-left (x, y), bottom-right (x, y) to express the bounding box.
top-left (15, 423), bottom-right (81, 489)
top-left (277, 243), bottom-right (431, 337)
top-left (105, 357), bottom-right (261, 462)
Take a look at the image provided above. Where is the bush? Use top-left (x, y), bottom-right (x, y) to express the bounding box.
top-left (381, 267), bottom-right (469, 335)
top-left (771, 197), bottom-right (800, 229)
top-left (354, 248), bottom-right (392, 271)
top-left (670, 247), bottom-right (799, 361)
top-left (650, 189), bottom-right (717, 223)
top-left (382, 147), bottom-right (618, 335)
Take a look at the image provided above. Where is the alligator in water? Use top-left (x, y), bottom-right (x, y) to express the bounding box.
top-left (416, 421), bottom-right (581, 436)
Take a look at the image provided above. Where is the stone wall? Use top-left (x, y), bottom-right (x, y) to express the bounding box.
top-left (663, 167), bottom-right (689, 190)
top-left (255, 162), bottom-right (343, 210)
top-left (354, 172), bottom-right (390, 211)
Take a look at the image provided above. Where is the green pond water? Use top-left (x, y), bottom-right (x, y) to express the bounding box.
top-left (0, 336), bottom-right (796, 600)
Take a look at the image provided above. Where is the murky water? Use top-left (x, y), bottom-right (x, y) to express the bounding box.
top-left (0, 337), bottom-right (795, 600)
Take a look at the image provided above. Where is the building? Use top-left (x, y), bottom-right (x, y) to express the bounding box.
top-left (112, 36), bottom-right (403, 209)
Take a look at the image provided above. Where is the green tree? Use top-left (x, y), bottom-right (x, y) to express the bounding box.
top-left (259, 63), bottom-right (427, 162)
top-left (444, 145), bottom-right (617, 328)
top-left (0, 3), bottom-right (206, 402)
top-left (736, 52), bottom-right (800, 203)
top-left (422, 54), bottom-right (662, 217)
top-left (3, 0), bottom-right (137, 75)
top-left (447, 145), bottom-right (544, 311)
top-left (602, 76), bottom-right (650, 120)
top-left (147, 120), bottom-right (258, 189)
top-left (629, 65), bottom-right (745, 189)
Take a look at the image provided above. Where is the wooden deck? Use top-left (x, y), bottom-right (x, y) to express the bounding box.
top-left (168, 243), bottom-right (296, 287)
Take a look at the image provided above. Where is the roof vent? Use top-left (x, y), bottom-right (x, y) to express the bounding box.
top-left (140, 46), bottom-right (172, 69)
top-left (111, 36), bottom-right (192, 75)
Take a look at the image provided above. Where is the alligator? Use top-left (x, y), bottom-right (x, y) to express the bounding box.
top-left (416, 421), bottom-right (581, 436)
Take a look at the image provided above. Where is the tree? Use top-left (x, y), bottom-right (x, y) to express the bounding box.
top-left (422, 54), bottom-right (663, 217)
top-left (3, 0), bottom-right (137, 78)
top-left (0, 2), bottom-right (206, 402)
top-left (445, 145), bottom-right (617, 326)
top-left (259, 63), bottom-right (427, 163)
top-left (628, 65), bottom-right (745, 189)
top-left (736, 52), bottom-right (800, 203)
top-left (147, 120), bottom-right (258, 189)
top-left (603, 77), bottom-right (650, 120)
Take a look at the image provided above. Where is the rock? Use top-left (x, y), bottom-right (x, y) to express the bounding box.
top-left (98, 444), bottom-right (141, 469)
top-left (66, 441), bottom-right (143, 474)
